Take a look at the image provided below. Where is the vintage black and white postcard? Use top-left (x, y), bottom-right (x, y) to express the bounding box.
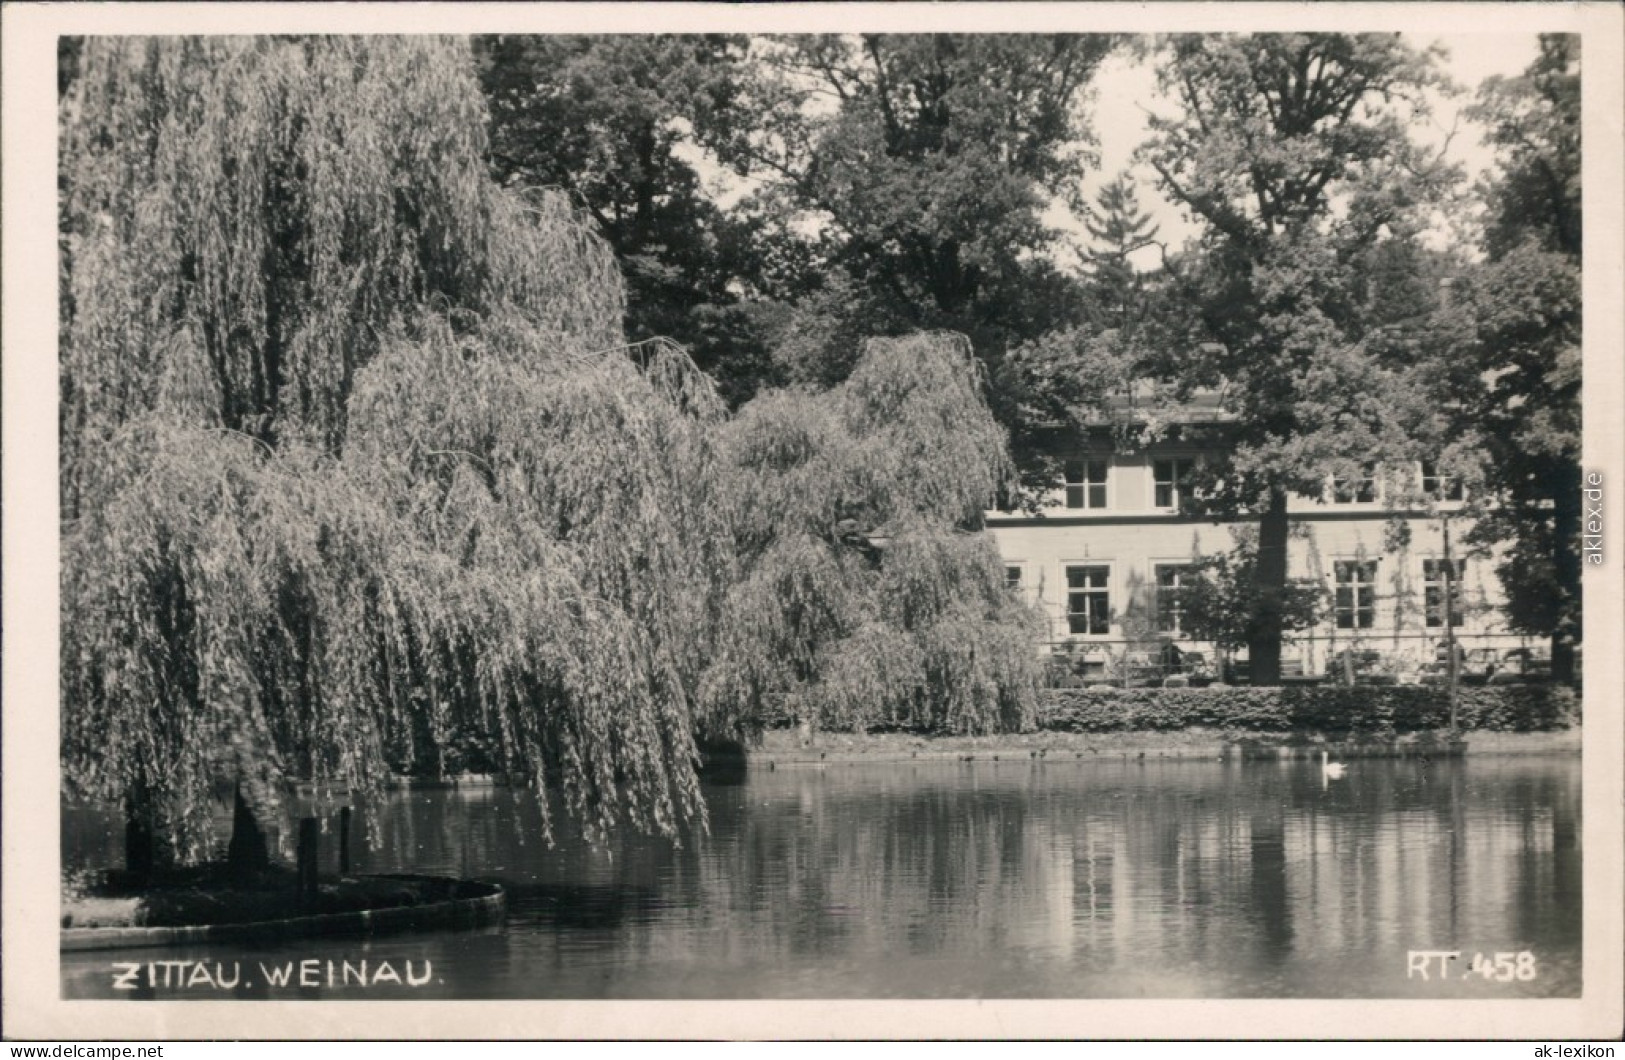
top-left (3, 1), bottom-right (1621, 1041)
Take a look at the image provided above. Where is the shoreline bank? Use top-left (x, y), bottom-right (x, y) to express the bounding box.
top-left (61, 873), bottom-right (506, 951)
top-left (740, 726), bottom-right (1580, 766)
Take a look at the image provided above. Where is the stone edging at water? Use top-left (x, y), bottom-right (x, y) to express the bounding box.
top-left (60, 875), bottom-right (505, 953)
top-left (742, 727), bottom-right (1581, 766)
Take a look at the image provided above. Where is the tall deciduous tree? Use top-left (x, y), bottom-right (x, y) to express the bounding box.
top-left (708, 35), bottom-right (1112, 393)
top-left (1452, 34), bottom-right (1582, 681)
top-left (473, 35), bottom-right (781, 407)
top-left (1130, 34), bottom-right (1459, 684)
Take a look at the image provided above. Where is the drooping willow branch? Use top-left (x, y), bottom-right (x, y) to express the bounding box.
top-left (60, 38), bottom-right (1044, 867)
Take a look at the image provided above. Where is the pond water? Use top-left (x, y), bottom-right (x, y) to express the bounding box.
top-left (62, 755), bottom-right (1581, 999)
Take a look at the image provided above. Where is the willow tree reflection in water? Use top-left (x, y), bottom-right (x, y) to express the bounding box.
top-left (61, 756), bottom-right (1580, 999)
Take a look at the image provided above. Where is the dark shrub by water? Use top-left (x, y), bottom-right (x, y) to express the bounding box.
top-left (1038, 685), bottom-right (1577, 735)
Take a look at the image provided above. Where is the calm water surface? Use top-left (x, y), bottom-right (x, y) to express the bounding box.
top-left (62, 755), bottom-right (1580, 998)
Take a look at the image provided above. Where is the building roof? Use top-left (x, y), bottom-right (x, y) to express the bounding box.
top-left (1079, 381), bottom-right (1238, 428)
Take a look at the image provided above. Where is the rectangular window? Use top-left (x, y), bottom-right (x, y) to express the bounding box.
top-left (1005, 565), bottom-right (1023, 591)
top-left (1066, 565), bottom-right (1111, 636)
top-left (1334, 560), bottom-right (1378, 629)
top-left (1422, 558), bottom-right (1466, 628)
top-left (1421, 461), bottom-right (1464, 502)
top-left (1155, 564), bottom-right (1195, 635)
top-left (1064, 459), bottom-right (1108, 510)
top-left (1153, 458), bottom-right (1194, 509)
top-left (1331, 466), bottom-right (1377, 504)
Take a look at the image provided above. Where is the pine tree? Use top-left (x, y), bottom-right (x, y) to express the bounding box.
top-left (1081, 173), bottom-right (1159, 332)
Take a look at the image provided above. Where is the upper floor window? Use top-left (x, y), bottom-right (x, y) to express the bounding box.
top-left (1153, 458), bottom-right (1194, 510)
top-left (1334, 560), bottom-right (1378, 629)
top-left (1064, 459), bottom-right (1108, 510)
top-left (1422, 558), bottom-right (1466, 627)
top-left (1420, 461), bottom-right (1465, 502)
top-left (1155, 564), bottom-right (1195, 635)
top-left (1331, 465), bottom-right (1378, 504)
top-left (1066, 565), bottom-right (1111, 636)
top-left (1005, 565), bottom-right (1023, 592)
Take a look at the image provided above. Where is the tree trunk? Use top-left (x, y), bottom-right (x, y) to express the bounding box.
top-left (296, 817), bottom-right (320, 910)
top-left (123, 792), bottom-right (156, 882)
top-left (1249, 487), bottom-right (1290, 686)
top-left (226, 781), bottom-right (270, 881)
top-left (1551, 635), bottom-right (1577, 687)
top-left (1550, 466), bottom-right (1582, 685)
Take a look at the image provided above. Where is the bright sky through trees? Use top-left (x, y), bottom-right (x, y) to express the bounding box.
top-left (1072, 34), bottom-right (1540, 270)
top-left (676, 34), bottom-right (1537, 272)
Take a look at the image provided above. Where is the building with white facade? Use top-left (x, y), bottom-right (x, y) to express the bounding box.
top-left (987, 393), bottom-right (1536, 684)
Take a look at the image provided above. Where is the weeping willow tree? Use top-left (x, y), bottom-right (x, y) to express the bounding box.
top-left (62, 36), bottom-right (1042, 873)
top-left (701, 333), bottom-right (1044, 737)
top-left (340, 319), bottom-right (731, 842)
top-left (60, 36), bottom-right (725, 866)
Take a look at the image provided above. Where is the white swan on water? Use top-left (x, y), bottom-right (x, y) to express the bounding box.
top-left (1322, 750), bottom-right (1347, 781)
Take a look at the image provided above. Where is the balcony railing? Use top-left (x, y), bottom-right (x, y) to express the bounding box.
top-left (1043, 632), bottom-right (1556, 689)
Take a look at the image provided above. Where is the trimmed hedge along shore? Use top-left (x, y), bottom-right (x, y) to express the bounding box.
top-left (1039, 684), bottom-right (1577, 734)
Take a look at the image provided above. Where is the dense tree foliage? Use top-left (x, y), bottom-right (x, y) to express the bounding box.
top-left (1034, 34), bottom-right (1461, 684)
top-left (1171, 531), bottom-right (1329, 659)
top-left (473, 35), bottom-right (780, 407)
top-left (1003, 171), bottom-right (1182, 500)
top-left (463, 35), bottom-right (1586, 693)
top-left (1450, 35), bottom-right (1582, 681)
top-left (1079, 173), bottom-right (1161, 334)
top-left (470, 33), bottom-right (1123, 479)
top-left (60, 36), bottom-right (1041, 866)
top-left (60, 37), bottom-right (723, 861)
top-left (1474, 36), bottom-right (1581, 262)
top-left (62, 27), bottom-right (1576, 871)
top-left (704, 334), bottom-right (1043, 736)
top-left (705, 36), bottom-right (1112, 397)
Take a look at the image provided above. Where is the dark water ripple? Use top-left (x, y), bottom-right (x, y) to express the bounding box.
top-left (61, 756), bottom-right (1581, 999)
